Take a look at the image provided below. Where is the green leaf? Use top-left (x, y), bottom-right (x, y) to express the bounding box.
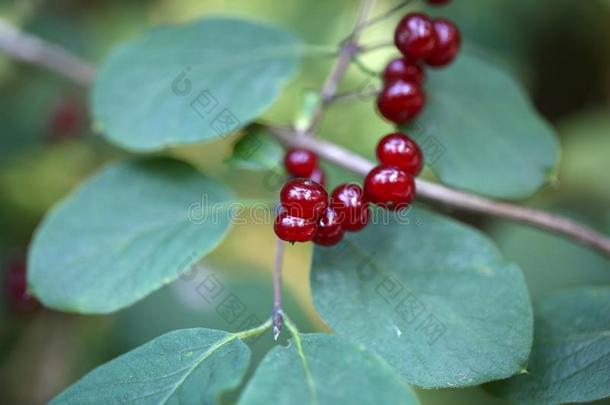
top-left (239, 333), bottom-right (419, 405)
top-left (226, 126), bottom-right (283, 171)
top-left (93, 17), bottom-right (301, 152)
top-left (311, 206), bottom-right (533, 388)
top-left (51, 328), bottom-right (250, 405)
top-left (28, 158), bottom-right (234, 313)
top-left (488, 287), bottom-right (610, 404)
top-left (404, 54), bottom-right (559, 199)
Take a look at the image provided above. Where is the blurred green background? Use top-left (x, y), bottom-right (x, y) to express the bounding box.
top-left (1, 0), bottom-right (610, 404)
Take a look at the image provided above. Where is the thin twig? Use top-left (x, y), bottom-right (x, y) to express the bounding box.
top-left (305, 0), bottom-right (376, 135)
top-left (358, 40), bottom-right (395, 53)
top-left (272, 237), bottom-right (285, 340)
top-left (2, 19), bottom-right (610, 258)
top-left (269, 126), bottom-right (610, 258)
top-left (0, 18), bottom-right (94, 86)
top-left (327, 86), bottom-right (380, 105)
top-left (352, 55), bottom-right (380, 77)
top-left (353, 0), bottom-right (414, 33)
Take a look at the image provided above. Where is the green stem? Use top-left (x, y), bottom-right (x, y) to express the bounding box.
top-left (357, 41), bottom-right (394, 53)
top-left (234, 318), bottom-right (273, 341)
top-left (352, 56), bottom-right (380, 77)
top-left (352, 0), bottom-right (415, 33)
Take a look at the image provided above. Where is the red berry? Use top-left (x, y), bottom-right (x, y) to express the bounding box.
top-left (309, 167), bottom-right (326, 187)
top-left (376, 133), bottom-right (424, 176)
top-left (364, 165), bottom-right (416, 210)
top-left (427, 0), bottom-right (451, 5)
top-left (383, 57), bottom-right (424, 84)
top-left (280, 178), bottom-right (328, 221)
top-left (284, 148), bottom-right (319, 177)
top-left (274, 211), bottom-right (316, 243)
top-left (49, 99), bottom-right (85, 141)
top-left (376, 80), bottom-right (425, 124)
top-left (394, 13), bottom-right (437, 60)
top-left (425, 19), bottom-right (461, 67)
top-left (313, 207), bottom-right (344, 246)
top-left (5, 258), bottom-right (39, 312)
top-left (331, 183), bottom-right (370, 232)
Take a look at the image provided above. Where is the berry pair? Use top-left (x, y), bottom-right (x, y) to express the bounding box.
top-left (274, 177), bottom-right (325, 243)
top-left (274, 177), bottom-right (369, 245)
top-left (394, 13), bottom-right (460, 65)
top-left (377, 12), bottom-right (461, 125)
top-left (364, 133), bottom-right (421, 209)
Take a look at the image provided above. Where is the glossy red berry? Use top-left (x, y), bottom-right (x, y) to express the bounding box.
top-left (425, 19), bottom-right (461, 67)
top-left (376, 80), bottom-right (425, 124)
top-left (309, 167), bottom-right (326, 187)
top-left (331, 183), bottom-right (370, 232)
top-left (427, 0), bottom-right (451, 5)
top-left (376, 133), bottom-right (424, 176)
top-left (394, 13), bottom-right (437, 60)
top-left (364, 165), bottom-right (416, 210)
top-left (274, 211), bottom-right (316, 243)
top-left (5, 259), bottom-right (39, 312)
top-left (280, 178), bottom-right (328, 221)
top-left (284, 148), bottom-right (319, 177)
top-left (313, 207), bottom-right (344, 246)
top-left (382, 57), bottom-right (424, 85)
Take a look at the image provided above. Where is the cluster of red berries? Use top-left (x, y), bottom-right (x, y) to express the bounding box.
top-left (377, 5), bottom-right (461, 124)
top-left (274, 149), bottom-right (370, 246)
top-left (274, 2), bottom-right (457, 245)
top-left (274, 132), bottom-right (422, 245)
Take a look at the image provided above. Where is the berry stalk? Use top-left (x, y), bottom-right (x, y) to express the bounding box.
top-left (305, 0), bottom-right (376, 136)
top-left (272, 237), bottom-right (285, 340)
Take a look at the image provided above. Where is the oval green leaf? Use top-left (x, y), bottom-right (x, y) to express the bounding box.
top-left (488, 286), bottom-right (610, 404)
top-left (51, 328), bottom-right (250, 404)
top-left (404, 54), bottom-right (559, 200)
top-left (93, 17), bottom-right (301, 152)
top-left (239, 333), bottom-right (419, 405)
top-left (28, 158), bottom-right (234, 313)
top-left (311, 206), bottom-right (533, 388)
